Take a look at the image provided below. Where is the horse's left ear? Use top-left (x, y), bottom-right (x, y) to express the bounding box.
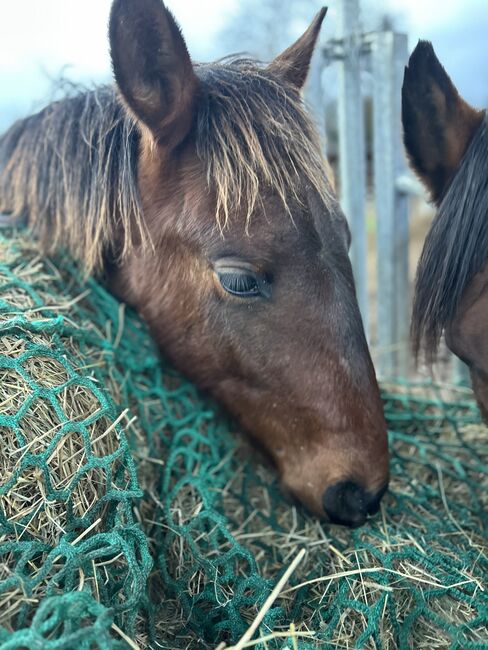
top-left (402, 41), bottom-right (484, 204)
top-left (109, 0), bottom-right (198, 149)
top-left (268, 7), bottom-right (327, 91)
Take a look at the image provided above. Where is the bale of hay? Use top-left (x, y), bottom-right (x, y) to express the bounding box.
top-left (0, 234), bottom-right (152, 648)
top-left (0, 230), bottom-right (487, 650)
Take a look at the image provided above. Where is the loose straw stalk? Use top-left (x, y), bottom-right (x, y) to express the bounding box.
top-left (219, 548), bottom-right (306, 650)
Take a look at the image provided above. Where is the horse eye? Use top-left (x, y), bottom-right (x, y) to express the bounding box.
top-left (218, 271), bottom-right (261, 297)
top-left (216, 268), bottom-right (271, 298)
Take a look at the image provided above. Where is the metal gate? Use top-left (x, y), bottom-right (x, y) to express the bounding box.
top-left (310, 0), bottom-right (468, 382)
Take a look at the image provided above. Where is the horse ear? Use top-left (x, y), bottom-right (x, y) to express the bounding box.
top-left (109, 0), bottom-right (198, 149)
top-left (268, 7), bottom-right (327, 91)
top-left (402, 41), bottom-right (484, 204)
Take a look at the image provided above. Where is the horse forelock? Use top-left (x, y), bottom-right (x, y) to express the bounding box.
top-left (0, 59), bottom-right (334, 273)
top-left (411, 111), bottom-right (488, 362)
top-left (195, 59), bottom-right (334, 227)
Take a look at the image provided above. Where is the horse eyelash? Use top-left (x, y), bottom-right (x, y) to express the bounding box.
top-left (219, 272), bottom-right (260, 295)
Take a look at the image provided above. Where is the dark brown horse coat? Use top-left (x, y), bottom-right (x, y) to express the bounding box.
top-left (0, 0), bottom-right (389, 526)
top-left (403, 41), bottom-right (488, 420)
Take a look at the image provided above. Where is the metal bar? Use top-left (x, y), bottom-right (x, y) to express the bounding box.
top-left (395, 173), bottom-right (427, 198)
top-left (336, 0), bottom-right (369, 334)
top-left (371, 31), bottom-right (409, 376)
top-left (452, 356), bottom-right (471, 385)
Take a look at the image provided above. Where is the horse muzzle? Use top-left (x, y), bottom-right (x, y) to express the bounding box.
top-left (322, 480), bottom-right (388, 528)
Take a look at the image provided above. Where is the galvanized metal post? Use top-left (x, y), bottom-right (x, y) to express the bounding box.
top-left (371, 31), bottom-right (409, 376)
top-left (336, 0), bottom-right (368, 333)
top-left (453, 357), bottom-right (471, 385)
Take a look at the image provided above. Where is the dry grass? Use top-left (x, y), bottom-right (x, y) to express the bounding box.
top-left (151, 385), bottom-right (487, 650)
top-left (1, 233), bottom-right (487, 649)
top-left (0, 235), bottom-right (136, 633)
top-left (0, 362), bottom-right (122, 541)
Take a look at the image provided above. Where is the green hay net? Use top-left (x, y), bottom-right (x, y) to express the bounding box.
top-left (0, 231), bottom-right (486, 650)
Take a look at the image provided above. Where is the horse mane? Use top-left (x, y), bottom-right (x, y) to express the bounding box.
top-left (0, 86), bottom-right (143, 273)
top-left (0, 59), bottom-right (333, 274)
top-left (411, 112), bottom-right (488, 362)
top-left (195, 58), bottom-right (333, 227)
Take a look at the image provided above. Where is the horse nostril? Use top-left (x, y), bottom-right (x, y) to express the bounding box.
top-left (322, 480), bottom-right (368, 528)
top-left (366, 483), bottom-right (388, 516)
top-left (322, 481), bottom-right (389, 527)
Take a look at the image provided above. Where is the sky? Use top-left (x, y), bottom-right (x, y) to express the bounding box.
top-left (0, 0), bottom-right (487, 131)
top-left (389, 0), bottom-right (488, 104)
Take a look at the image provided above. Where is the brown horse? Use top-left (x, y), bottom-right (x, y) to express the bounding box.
top-left (0, 0), bottom-right (388, 526)
top-left (402, 41), bottom-right (488, 420)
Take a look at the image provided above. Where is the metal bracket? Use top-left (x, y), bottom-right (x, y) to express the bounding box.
top-left (322, 34), bottom-right (373, 64)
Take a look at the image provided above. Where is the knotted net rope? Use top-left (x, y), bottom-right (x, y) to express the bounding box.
top-left (0, 231), bottom-right (486, 650)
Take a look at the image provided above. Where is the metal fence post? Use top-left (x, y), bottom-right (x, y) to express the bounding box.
top-left (336, 0), bottom-right (368, 333)
top-left (453, 357), bottom-right (471, 385)
top-left (371, 31), bottom-right (410, 376)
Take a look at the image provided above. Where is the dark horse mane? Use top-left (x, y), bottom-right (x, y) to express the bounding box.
top-left (411, 112), bottom-right (488, 362)
top-left (0, 59), bottom-right (333, 274)
top-left (0, 86), bottom-right (142, 272)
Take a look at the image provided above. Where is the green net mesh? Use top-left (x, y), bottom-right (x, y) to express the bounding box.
top-left (0, 231), bottom-right (486, 650)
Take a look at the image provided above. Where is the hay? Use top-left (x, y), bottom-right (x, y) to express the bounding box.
top-left (130, 336), bottom-right (487, 646)
top-left (0, 230), bottom-right (487, 649)
top-left (146, 395), bottom-right (487, 649)
top-left (0, 233), bottom-right (151, 644)
top-left (0, 240), bottom-right (129, 548)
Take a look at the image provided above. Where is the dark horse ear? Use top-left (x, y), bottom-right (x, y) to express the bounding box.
top-left (268, 8), bottom-right (327, 91)
top-left (109, 0), bottom-right (198, 149)
top-left (402, 40), bottom-right (484, 204)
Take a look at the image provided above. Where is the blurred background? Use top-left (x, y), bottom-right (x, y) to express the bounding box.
top-left (0, 0), bottom-right (486, 378)
top-left (1, 1), bottom-right (487, 130)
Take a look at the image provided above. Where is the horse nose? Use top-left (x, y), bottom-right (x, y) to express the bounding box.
top-left (365, 483), bottom-right (388, 516)
top-left (322, 480), bottom-right (387, 528)
top-left (322, 480), bottom-right (367, 527)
